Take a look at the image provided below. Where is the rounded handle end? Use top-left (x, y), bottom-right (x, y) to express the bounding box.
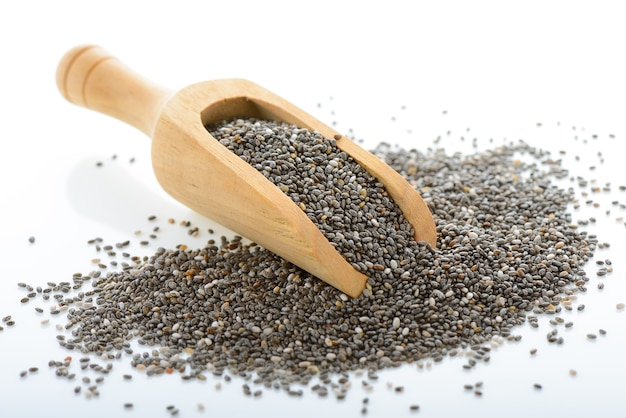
top-left (56, 44), bottom-right (173, 137)
top-left (56, 44), bottom-right (109, 107)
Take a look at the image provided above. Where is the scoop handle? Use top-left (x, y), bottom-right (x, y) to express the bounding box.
top-left (56, 45), bottom-right (172, 137)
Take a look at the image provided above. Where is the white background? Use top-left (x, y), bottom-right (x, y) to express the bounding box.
top-left (1, 1), bottom-right (625, 417)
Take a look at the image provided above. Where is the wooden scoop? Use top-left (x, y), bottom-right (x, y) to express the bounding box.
top-left (56, 44), bottom-right (436, 298)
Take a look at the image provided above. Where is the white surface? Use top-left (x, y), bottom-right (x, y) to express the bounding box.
top-left (1, 1), bottom-right (625, 417)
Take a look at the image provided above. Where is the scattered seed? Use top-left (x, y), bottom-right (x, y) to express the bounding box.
top-left (13, 115), bottom-right (618, 411)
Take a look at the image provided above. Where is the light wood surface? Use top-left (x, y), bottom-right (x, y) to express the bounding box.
top-left (56, 44), bottom-right (437, 297)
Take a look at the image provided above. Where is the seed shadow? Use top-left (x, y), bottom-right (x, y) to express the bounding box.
top-left (65, 157), bottom-right (186, 233)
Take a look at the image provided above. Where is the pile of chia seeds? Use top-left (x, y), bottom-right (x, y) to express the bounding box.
top-left (17, 118), bottom-right (602, 403)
